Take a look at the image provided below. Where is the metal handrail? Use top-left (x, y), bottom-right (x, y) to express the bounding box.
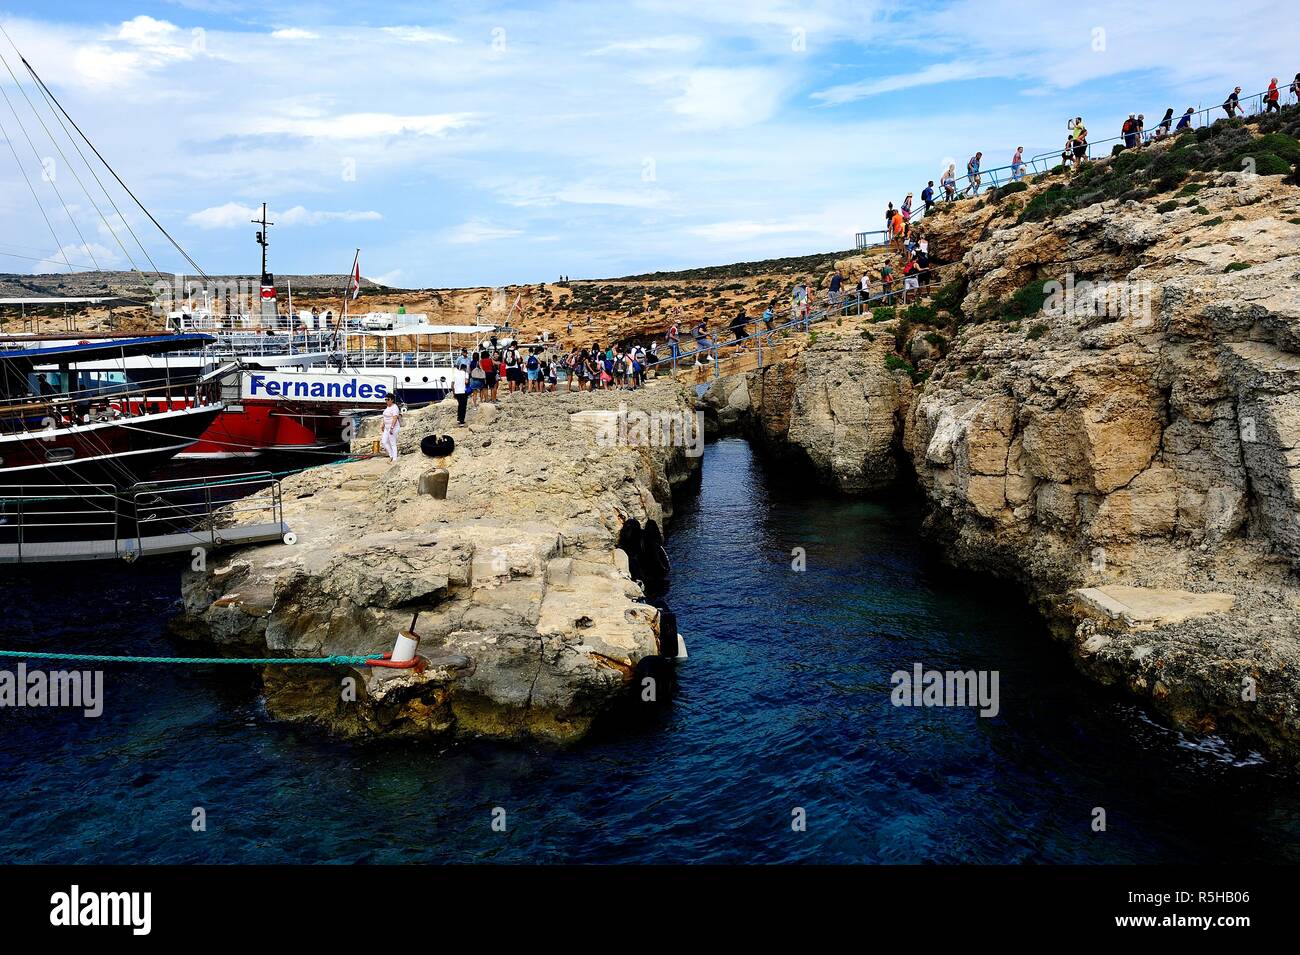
top-left (0, 483), bottom-right (120, 560)
top-left (647, 277), bottom-right (934, 376)
top-left (857, 85), bottom-right (1287, 240)
top-left (133, 471), bottom-right (282, 552)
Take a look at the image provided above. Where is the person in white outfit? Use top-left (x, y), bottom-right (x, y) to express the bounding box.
top-left (379, 394), bottom-right (401, 463)
top-left (452, 365), bottom-right (469, 425)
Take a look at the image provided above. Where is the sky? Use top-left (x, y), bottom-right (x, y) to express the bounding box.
top-left (0, 1), bottom-right (1293, 288)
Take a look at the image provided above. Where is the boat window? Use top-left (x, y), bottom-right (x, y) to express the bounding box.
top-left (45, 447), bottom-right (76, 462)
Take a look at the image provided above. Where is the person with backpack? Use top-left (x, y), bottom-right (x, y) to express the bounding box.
top-left (1290, 74), bottom-right (1300, 106)
top-left (1122, 114), bottom-right (1138, 149)
top-left (468, 351), bottom-right (485, 406)
top-left (480, 349), bottom-right (498, 402)
top-left (921, 180), bottom-right (935, 213)
top-left (1266, 78), bottom-right (1281, 113)
top-left (667, 318), bottom-right (680, 361)
top-left (525, 348), bottom-right (541, 393)
top-left (504, 346), bottom-right (522, 394)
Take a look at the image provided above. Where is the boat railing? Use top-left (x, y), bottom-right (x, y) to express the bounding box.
top-left (0, 377), bottom-right (217, 434)
top-left (0, 472), bottom-right (288, 563)
top-left (131, 470), bottom-right (284, 554)
top-left (345, 352), bottom-right (456, 369)
top-left (0, 483), bottom-right (120, 560)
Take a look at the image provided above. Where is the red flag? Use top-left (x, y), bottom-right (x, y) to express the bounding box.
top-left (350, 258), bottom-right (361, 300)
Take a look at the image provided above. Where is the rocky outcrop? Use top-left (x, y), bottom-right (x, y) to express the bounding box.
top-left (902, 168), bottom-right (1300, 760)
top-left (174, 384), bottom-right (701, 743)
top-left (701, 332), bottom-right (905, 492)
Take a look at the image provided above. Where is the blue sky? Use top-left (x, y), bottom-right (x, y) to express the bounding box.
top-left (0, 1), bottom-right (1292, 287)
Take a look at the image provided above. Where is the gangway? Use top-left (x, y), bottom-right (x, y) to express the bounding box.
top-left (0, 471), bottom-right (291, 564)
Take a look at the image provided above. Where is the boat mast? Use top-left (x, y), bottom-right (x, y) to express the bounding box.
top-left (253, 202), bottom-right (276, 326)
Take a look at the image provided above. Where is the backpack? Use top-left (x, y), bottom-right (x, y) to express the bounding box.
top-left (526, 354), bottom-right (539, 370)
top-left (1122, 119), bottom-right (1135, 134)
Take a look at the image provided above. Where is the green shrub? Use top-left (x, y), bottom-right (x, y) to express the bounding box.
top-left (1203, 216), bottom-right (1223, 227)
top-left (1196, 205), bottom-right (1210, 214)
top-left (1027, 323), bottom-right (1049, 340)
top-left (1223, 262), bottom-right (1251, 272)
top-left (1178, 182), bottom-right (1206, 196)
top-left (930, 279), bottom-right (965, 316)
top-left (1156, 200), bottom-right (1179, 213)
top-left (885, 353), bottom-right (915, 376)
top-left (903, 303), bottom-right (937, 325)
top-left (870, 306), bottom-right (896, 323)
top-left (1003, 278), bottom-right (1054, 321)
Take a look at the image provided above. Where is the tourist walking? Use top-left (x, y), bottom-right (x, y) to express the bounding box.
top-left (379, 394), bottom-right (401, 463)
top-left (452, 364), bottom-right (468, 426)
top-left (1266, 78), bottom-right (1281, 113)
top-left (667, 318), bottom-right (680, 361)
top-left (962, 152), bottom-right (982, 196)
top-left (1153, 108), bottom-right (1174, 140)
top-left (1176, 107), bottom-right (1194, 131)
top-left (942, 164), bottom-right (957, 201)
top-left (1011, 146), bottom-right (1025, 181)
top-left (1223, 86), bottom-right (1243, 119)
top-left (1122, 113), bottom-right (1139, 148)
top-left (921, 180), bottom-right (935, 214)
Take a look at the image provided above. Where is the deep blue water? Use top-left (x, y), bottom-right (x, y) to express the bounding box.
top-left (1, 437), bottom-right (1298, 863)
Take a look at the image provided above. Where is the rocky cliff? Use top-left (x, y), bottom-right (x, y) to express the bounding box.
top-left (703, 123), bottom-right (1300, 760)
top-left (173, 384), bottom-right (700, 743)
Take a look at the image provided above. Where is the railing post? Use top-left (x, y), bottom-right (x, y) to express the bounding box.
top-left (16, 492), bottom-right (22, 563)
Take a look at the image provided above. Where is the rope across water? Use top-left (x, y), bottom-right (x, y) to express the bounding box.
top-left (0, 649), bottom-right (382, 666)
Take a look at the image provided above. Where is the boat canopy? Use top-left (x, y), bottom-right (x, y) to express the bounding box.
top-left (0, 296), bottom-right (124, 306)
top-left (349, 324), bottom-right (498, 338)
top-left (0, 333), bottom-right (214, 366)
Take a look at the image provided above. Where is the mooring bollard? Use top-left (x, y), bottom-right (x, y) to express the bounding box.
top-left (390, 628), bottom-right (419, 663)
top-left (418, 468), bottom-right (449, 499)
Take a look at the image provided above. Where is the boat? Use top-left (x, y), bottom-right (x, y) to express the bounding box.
top-left (0, 334), bottom-right (224, 484)
top-left (342, 320), bottom-right (500, 404)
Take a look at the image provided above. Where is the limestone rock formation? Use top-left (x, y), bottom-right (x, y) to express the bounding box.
top-left (174, 383), bottom-right (701, 743)
top-left (702, 333), bottom-right (902, 492)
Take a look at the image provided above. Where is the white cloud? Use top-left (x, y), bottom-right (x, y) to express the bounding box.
top-left (187, 203), bottom-right (382, 230)
top-left (249, 112), bottom-right (475, 140)
top-left (811, 61), bottom-right (1002, 105)
top-left (444, 220), bottom-right (524, 244)
top-left (116, 15), bottom-right (179, 45)
top-left (271, 28), bottom-right (320, 41)
top-left (668, 68), bottom-right (788, 127)
top-left (590, 35), bottom-right (701, 55)
top-left (381, 26), bottom-right (459, 43)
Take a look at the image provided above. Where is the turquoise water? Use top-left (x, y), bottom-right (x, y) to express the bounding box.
top-left (1, 437), bottom-right (1298, 863)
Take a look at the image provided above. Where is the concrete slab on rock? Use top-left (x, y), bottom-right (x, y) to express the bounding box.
top-left (1074, 585), bottom-right (1235, 628)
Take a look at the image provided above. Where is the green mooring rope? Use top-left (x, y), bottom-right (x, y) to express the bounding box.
top-left (0, 649), bottom-right (381, 666)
